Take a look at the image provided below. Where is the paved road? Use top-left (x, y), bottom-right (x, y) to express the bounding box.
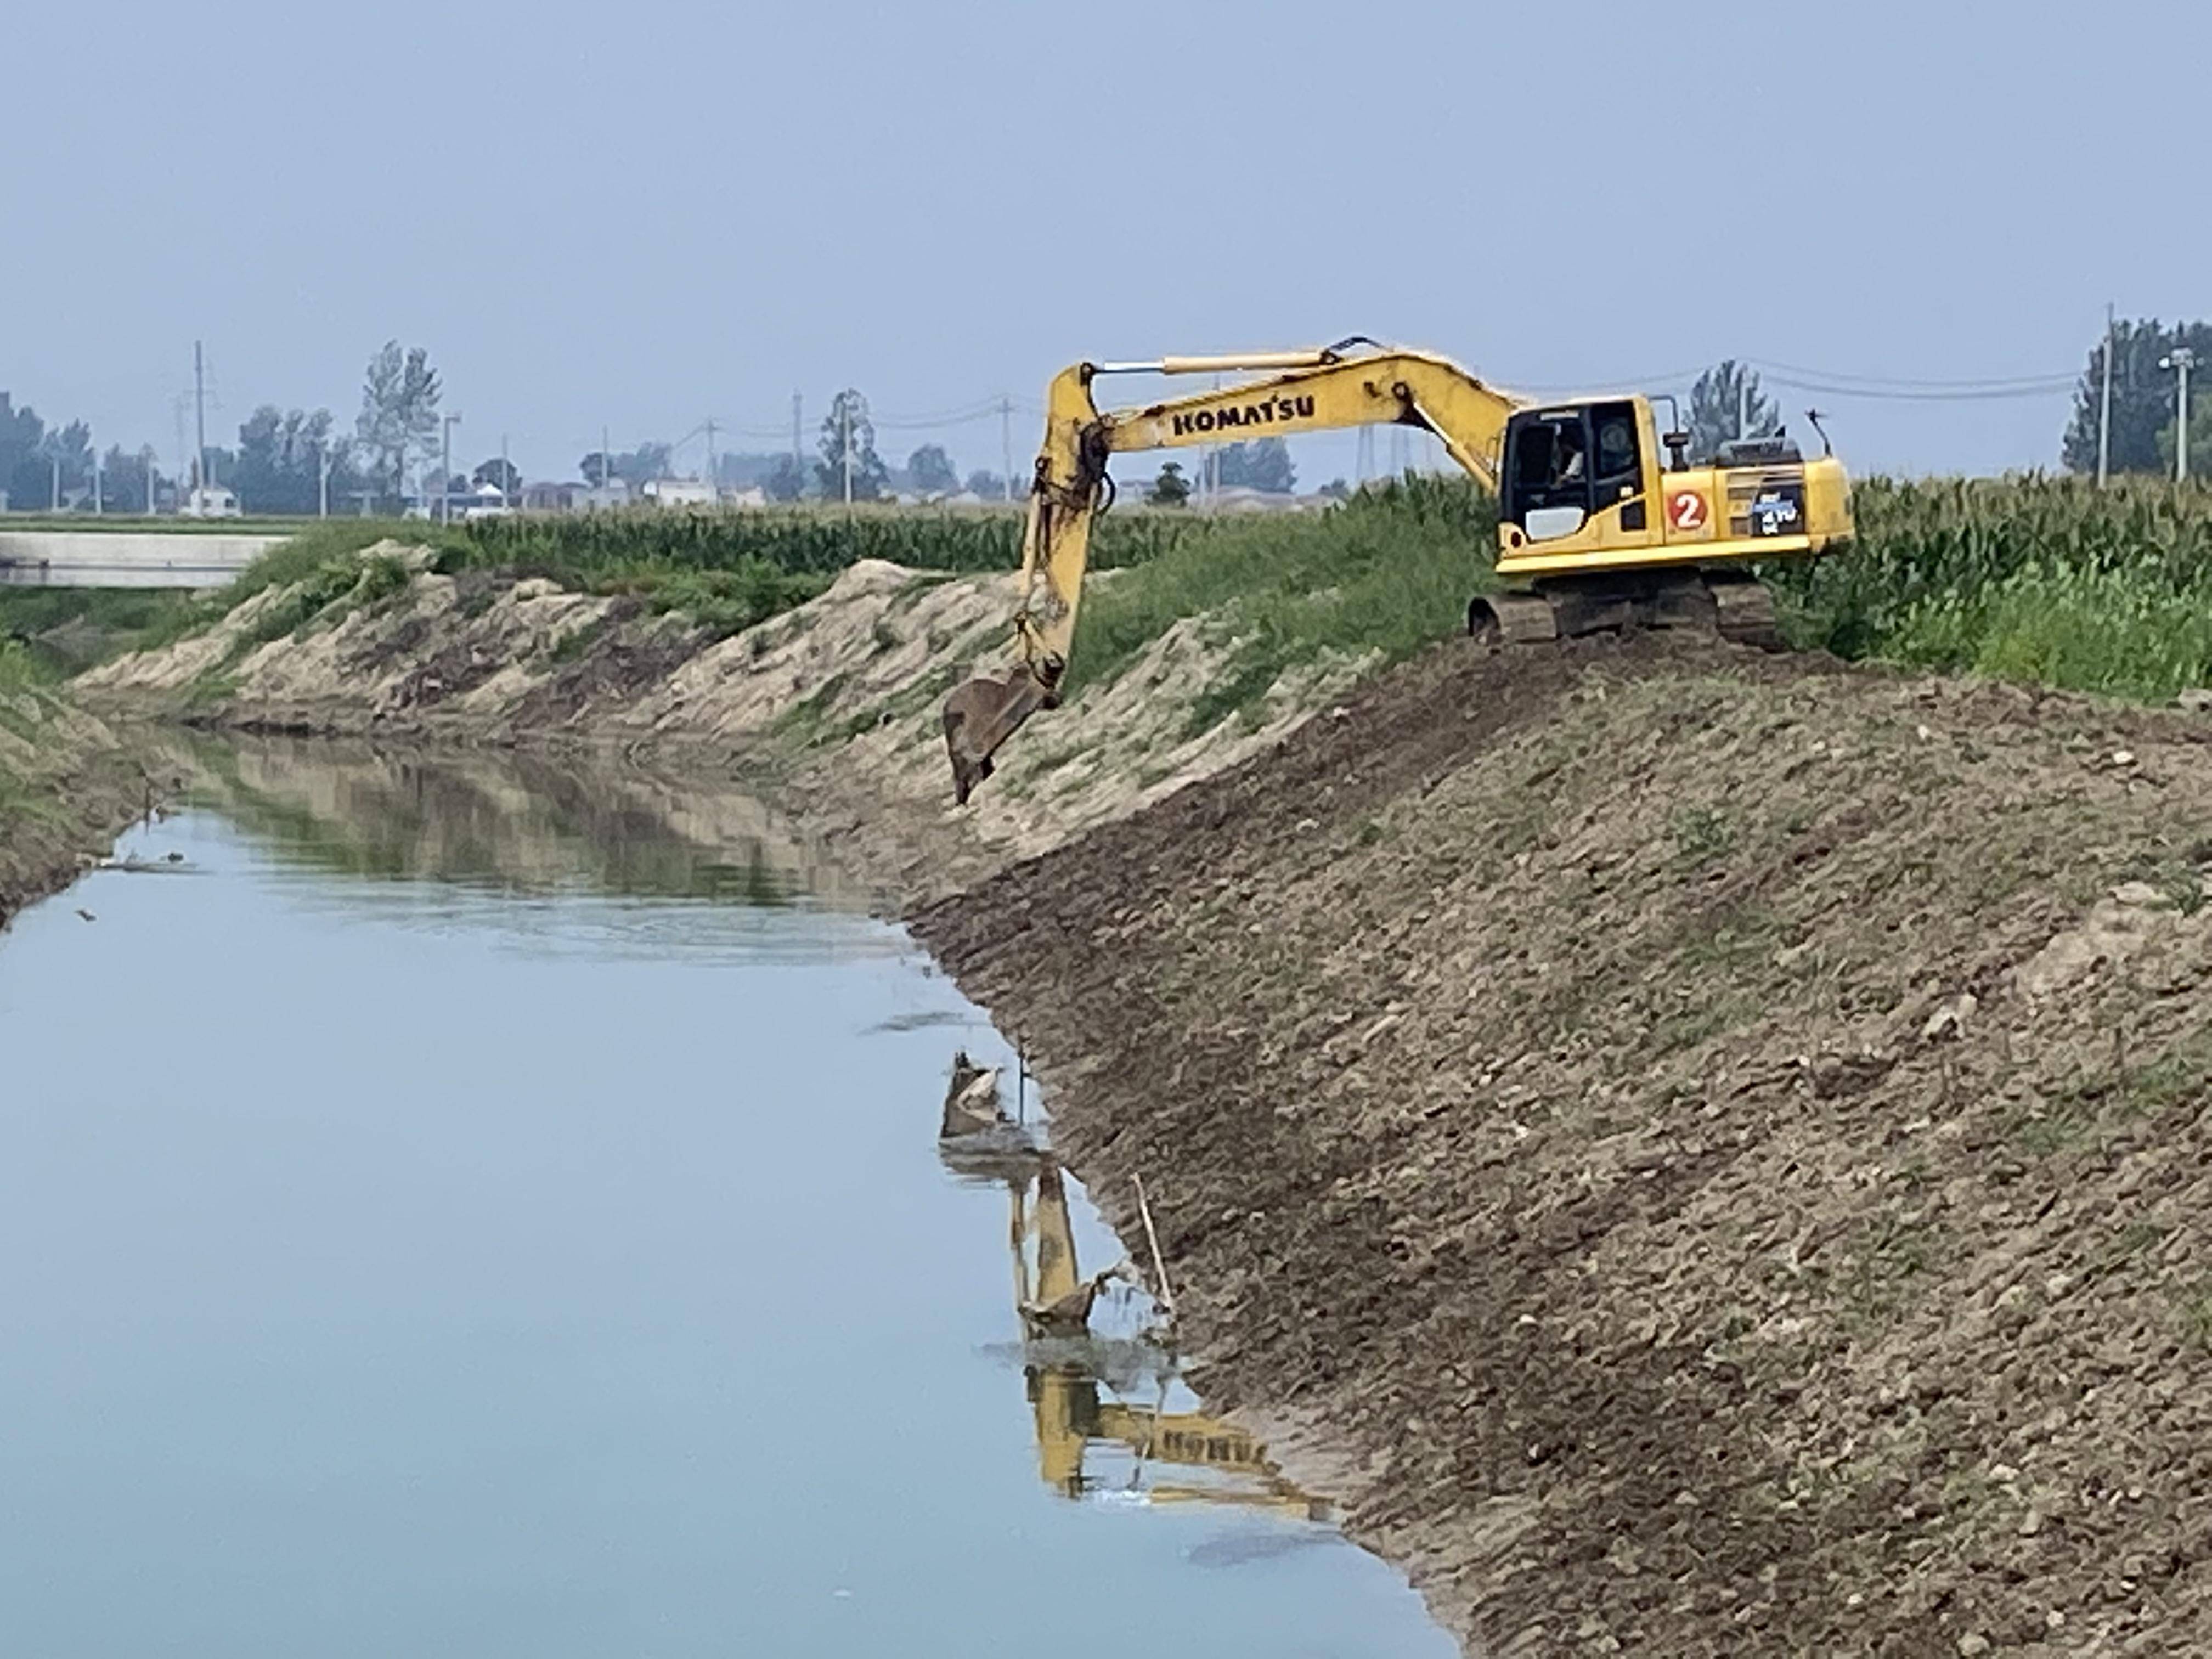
top-left (0, 529), bottom-right (289, 589)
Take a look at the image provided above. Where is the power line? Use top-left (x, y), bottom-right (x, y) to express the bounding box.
top-left (1756, 373), bottom-right (2076, 403)
top-left (1747, 357), bottom-right (2077, 392)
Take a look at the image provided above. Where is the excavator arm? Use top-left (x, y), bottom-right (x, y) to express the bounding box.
top-left (941, 345), bottom-right (1528, 803)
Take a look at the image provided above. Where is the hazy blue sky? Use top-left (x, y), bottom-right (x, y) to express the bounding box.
top-left (9, 0), bottom-right (2208, 484)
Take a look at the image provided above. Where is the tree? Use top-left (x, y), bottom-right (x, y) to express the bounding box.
top-left (714, 451), bottom-right (797, 489)
top-left (1685, 360), bottom-right (1779, 462)
top-left (0, 393), bottom-right (47, 509)
top-left (235, 406), bottom-right (352, 514)
top-left (2151, 388), bottom-right (2212, 481)
top-left (1147, 460), bottom-right (1191, 507)
top-left (100, 445), bottom-right (162, 513)
top-left (356, 341), bottom-right (442, 505)
top-left (2062, 318), bottom-right (2212, 476)
top-left (617, 441), bottom-right (671, 486)
top-left (1215, 437), bottom-right (1295, 494)
top-left (763, 453), bottom-right (809, 502)
top-left (38, 420), bottom-right (95, 506)
top-left (964, 467), bottom-right (1009, 500)
top-left (906, 443), bottom-right (958, 498)
top-left (815, 389), bottom-right (887, 501)
top-left (578, 443), bottom-right (670, 488)
top-left (1319, 477), bottom-right (1351, 500)
top-left (472, 456), bottom-right (521, 496)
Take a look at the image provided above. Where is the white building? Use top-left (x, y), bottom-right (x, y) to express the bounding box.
top-left (640, 478), bottom-right (716, 509)
top-left (180, 485), bottom-right (241, 519)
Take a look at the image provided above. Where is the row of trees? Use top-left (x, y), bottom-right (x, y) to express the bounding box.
top-left (0, 341), bottom-right (446, 515)
top-left (2062, 319), bottom-right (2212, 478)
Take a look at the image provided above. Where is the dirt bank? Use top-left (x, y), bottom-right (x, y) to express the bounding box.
top-left (915, 631), bottom-right (2212, 1656)
top-left (0, 688), bottom-right (170, 929)
top-left (80, 546), bottom-right (1367, 903)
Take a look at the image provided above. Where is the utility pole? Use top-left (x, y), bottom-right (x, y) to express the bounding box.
top-left (602, 425), bottom-right (612, 491)
top-left (500, 432), bottom-right (511, 507)
top-left (2162, 346), bottom-right (2197, 483)
top-left (841, 396), bottom-right (854, 510)
top-left (146, 449), bottom-right (157, 516)
top-left (1737, 370), bottom-right (1750, 443)
top-left (704, 417), bottom-right (718, 498)
top-left (1000, 394), bottom-right (1014, 502)
top-left (791, 392), bottom-right (803, 477)
top-left (440, 413), bottom-right (461, 523)
top-left (172, 396), bottom-right (189, 503)
top-left (317, 443), bottom-right (331, 518)
top-left (92, 448), bottom-right (101, 515)
top-left (2097, 302), bottom-right (2115, 487)
top-left (193, 340), bottom-right (208, 506)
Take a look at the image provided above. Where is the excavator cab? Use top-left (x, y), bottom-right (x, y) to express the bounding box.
top-left (1499, 400), bottom-right (1650, 543)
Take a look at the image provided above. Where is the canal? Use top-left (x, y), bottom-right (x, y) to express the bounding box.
top-left (0, 739), bottom-right (1456, 1657)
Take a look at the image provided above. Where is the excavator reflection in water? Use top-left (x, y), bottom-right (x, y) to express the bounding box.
top-left (938, 1052), bottom-right (1330, 1521)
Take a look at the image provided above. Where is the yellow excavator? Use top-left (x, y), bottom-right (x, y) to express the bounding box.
top-left (943, 340), bottom-right (1854, 802)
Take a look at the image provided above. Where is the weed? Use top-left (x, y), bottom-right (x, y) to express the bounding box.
top-left (548, 618), bottom-right (607, 665)
top-left (1672, 806), bottom-right (1735, 865)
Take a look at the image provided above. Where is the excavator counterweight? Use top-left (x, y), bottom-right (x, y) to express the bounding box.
top-left (943, 342), bottom-right (1853, 799)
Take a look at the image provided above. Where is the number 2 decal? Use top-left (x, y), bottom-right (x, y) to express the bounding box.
top-left (1668, 490), bottom-right (1708, 532)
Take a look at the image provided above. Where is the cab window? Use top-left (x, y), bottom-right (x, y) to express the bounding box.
top-left (1589, 400), bottom-right (1643, 501)
top-left (1506, 411), bottom-right (1588, 514)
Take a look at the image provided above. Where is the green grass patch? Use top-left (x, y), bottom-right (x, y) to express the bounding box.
top-left (1074, 475), bottom-right (1497, 716)
top-left (0, 587), bottom-right (215, 676)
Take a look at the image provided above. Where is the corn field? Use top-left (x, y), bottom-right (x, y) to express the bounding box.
top-left (455, 501), bottom-right (1200, 579)
top-left (1773, 475), bottom-right (2212, 701)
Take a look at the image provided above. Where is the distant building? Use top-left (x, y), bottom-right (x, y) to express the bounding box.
top-left (574, 479), bottom-right (633, 511)
top-left (519, 481), bottom-right (578, 512)
top-left (180, 484), bottom-right (241, 518)
top-left (458, 482), bottom-right (512, 521)
top-left (641, 478), bottom-right (716, 509)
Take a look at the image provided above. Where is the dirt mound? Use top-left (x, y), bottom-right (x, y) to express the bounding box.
top-left (916, 631), bottom-right (2212, 1655)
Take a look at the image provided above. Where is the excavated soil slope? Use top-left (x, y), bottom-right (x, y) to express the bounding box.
top-left (0, 691), bottom-right (167, 928)
top-left (79, 549), bottom-right (1370, 902)
top-left (916, 632), bottom-right (2212, 1657)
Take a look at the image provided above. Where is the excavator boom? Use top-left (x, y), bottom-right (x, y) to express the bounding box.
top-left (944, 344), bottom-right (1520, 802)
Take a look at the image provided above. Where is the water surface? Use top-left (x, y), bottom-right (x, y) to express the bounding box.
top-left (0, 740), bottom-right (1455, 1657)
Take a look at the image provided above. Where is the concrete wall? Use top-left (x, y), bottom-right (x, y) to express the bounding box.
top-left (0, 531), bottom-right (289, 589)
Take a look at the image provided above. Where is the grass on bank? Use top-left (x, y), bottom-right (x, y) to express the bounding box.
top-left (1071, 474), bottom-right (1495, 709)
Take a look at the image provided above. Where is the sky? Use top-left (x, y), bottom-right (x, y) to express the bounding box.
top-left (8, 0), bottom-right (2209, 487)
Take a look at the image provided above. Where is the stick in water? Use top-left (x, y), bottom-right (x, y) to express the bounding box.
top-left (1133, 1172), bottom-right (1175, 1320)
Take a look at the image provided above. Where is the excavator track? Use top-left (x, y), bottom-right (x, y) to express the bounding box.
top-left (1469, 568), bottom-right (1785, 653)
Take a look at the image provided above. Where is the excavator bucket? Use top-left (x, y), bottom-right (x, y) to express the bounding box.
top-left (942, 667), bottom-right (1052, 805)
